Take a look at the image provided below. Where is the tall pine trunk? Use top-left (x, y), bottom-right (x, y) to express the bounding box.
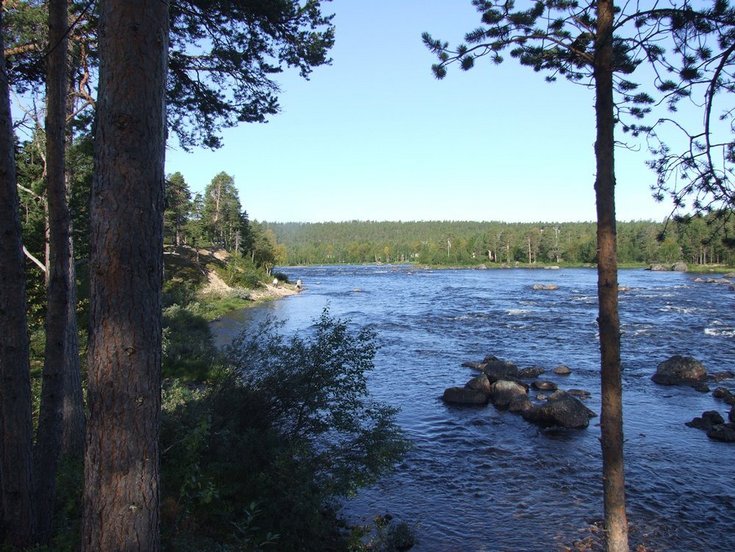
top-left (594, 1), bottom-right (629, 551)
top-left (0, 10), bottom-right (35, 548)
top-left (60, 9), bottom-right (85, 460)
top-left (35, 0), bottom-right (71, 541)
top-left (82, 1), bottom-right (169, 550)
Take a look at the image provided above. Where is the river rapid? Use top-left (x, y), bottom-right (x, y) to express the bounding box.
top-left (211, 266), bottom-right (735, 551)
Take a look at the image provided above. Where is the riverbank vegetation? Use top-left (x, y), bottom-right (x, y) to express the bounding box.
top-left (265, 216), bottom-right (735, 268)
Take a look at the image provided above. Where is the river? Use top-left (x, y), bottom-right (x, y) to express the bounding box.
top-left (211, 266), bottom-right (735, 551)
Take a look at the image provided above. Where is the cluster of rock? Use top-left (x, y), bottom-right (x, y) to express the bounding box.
top-left (442, 356), bottom-right (596, 429)
top-left (693, 272), bottom-right (735, 291)
top-left (647, 261), bottom-right (688, 272)
top-left (651, 355), bottom-right (735, 443)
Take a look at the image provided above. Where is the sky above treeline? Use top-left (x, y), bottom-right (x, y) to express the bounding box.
top-left (164, 0), bottom-right (688, 224)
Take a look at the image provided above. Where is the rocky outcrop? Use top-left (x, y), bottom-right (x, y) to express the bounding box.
top-left (521, 391), bottom-right (596, 429)
top-left (652, 355), bottom-right (707, 386)
top-left (450, 355), bottom-right (592, 429)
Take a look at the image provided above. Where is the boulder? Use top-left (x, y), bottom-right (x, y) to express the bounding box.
top-left (710, 371), bottom-right (735, 382)
top-left (465, 373), bottom-right (492, 396)
top-left (508, 394), bottom-right (533, 413)
top-left (707, 423), bottom-right (735, 443)
top-left (482, 358), bottom-right (519, 382)
top-left (671, 261), bottom-right (688, 272)
top-left (488, 380), bottom-right (528, 410)
top-left (442, 387), bottom-right (488, 406)
top-left (652, 355), bottom-right (707, 386)
top-left (518, 366), bottom-right (545, 379)
top-left (730, 406), bottom-right (735, 423)
top-left (532, 379), bottom-right (558, 391)
top-left (686, 410), bottom-right (725, 431)
top-left (648, 264), bottom-right (668, 271)
top-left (521, 391), bottom-right (596, 429)
top-left (553, 365), bottom-right (572, 376)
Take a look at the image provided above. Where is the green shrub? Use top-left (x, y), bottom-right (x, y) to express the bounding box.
top-left (161, 309), bottom-right (410, 551)
top-left (213, 256), bottom-right (268, 289)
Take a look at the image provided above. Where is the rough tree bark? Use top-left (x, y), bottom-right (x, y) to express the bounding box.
top-left (34, 0), bottom-right (71, 542)
top-left (82, 1), bottom-right (169, 550)
top-left (0, 9), bottom-right (35, 549)
top-left (594, 1), bottom-right (629, 551)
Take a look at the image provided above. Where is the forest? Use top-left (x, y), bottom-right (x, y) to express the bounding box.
top-left (264, 217), bottom-right (735, 267)
top-left (2, 1), bottom-right (735, 552)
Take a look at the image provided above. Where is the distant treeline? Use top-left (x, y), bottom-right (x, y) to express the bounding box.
top-left (263, 215), bottom-right (735, 267)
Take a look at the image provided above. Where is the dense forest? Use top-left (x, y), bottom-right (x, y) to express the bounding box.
top-left (264, 217), bottom-right (735, 267)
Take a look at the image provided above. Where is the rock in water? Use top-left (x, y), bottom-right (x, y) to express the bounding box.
top-left (518, 366), bottom-right (545, 378)
top-left (465, 373), bottom-right (492, 396)
top-left (686, 411), bottom-right (725, 431)
top-left (652, 355), bottom-right (707, 386)
top-left (522, 391), bottom-right (596, 429)
top-left (488, 380), bottom-right (527, 410)
top-left (442, 387), bottom-right (488, 406)
top-left (707, 423), bottom-right (735, 443)
top-left (482, 359), bottom-right (519, 382)
top-left (553, 365), bottom-right (572, 375)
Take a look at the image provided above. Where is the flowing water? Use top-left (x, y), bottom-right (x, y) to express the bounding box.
top-left (211, 266), bottom-right (735, 551)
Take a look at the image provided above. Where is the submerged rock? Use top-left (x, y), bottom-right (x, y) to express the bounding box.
top-left (521, 391), bottom-right (596, 429)
top-left (567, 389), bottom-right (592, 400)
top-left (531, 283), bottom-right (559, 291)
top-left (652, 355), bottom-right (708, 386)
top-left (442, 387), bottom-right (488, 406)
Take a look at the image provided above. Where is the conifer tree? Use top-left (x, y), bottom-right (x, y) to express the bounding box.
top-left (423, 2), bottom-right (725, 549)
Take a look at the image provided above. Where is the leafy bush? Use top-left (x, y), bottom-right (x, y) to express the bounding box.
top-left (161, 310), bottom-right (410, 551)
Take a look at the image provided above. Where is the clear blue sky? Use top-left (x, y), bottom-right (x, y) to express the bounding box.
top-left (164, 0), bottom-right (678, 224)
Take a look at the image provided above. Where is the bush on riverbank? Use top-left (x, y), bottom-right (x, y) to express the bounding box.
top-left (160, 309), bottom-right (410, 550)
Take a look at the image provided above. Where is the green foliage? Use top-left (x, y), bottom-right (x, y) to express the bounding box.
top-left (265, 217), bottom-right (735, 267)
top-left (213, 256), bottom-right (265, 289)
top-left (168, 0), bottom-right (335, 149)
top-left (160, 310), bottom-right (410, 551)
